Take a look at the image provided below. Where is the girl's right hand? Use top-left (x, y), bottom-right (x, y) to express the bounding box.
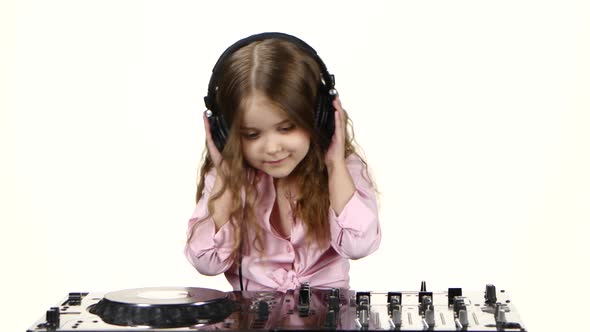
top-left (203, 112), bottom-right (224, 167)
top-left (203, 112), bottom-right (233, 232)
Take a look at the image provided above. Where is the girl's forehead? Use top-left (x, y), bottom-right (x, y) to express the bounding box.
top-left (240, 94), bottom-right (289, 128)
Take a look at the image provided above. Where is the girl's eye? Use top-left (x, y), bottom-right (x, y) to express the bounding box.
top-left (279, 124), bottom-right (295, 132)
top-left (242, 132), bottom-right (259, 140)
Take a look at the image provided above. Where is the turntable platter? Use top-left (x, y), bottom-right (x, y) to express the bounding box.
top-left (89, 287), bottom-right (234, 328)
top-left (103, 286), bottom-right (227, 305)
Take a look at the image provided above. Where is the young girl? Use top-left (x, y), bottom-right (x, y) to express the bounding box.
top-left (184, 33), bottom-right (381, 292)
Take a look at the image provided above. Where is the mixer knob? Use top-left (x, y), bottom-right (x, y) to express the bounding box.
top-left (298, 282), bottom-right (311, 316)
top-left (373, 312), bottom-right (381, 329)
top-left (453, 297), bottom-right (467, 315)
top-left (447, 288), bottom-right (462, 306)
top-left (330, 288), bottom-right (340, 299)
top-left (45, 307), bottom-right (60, 328)
top-left (419, 294), bottom-right (433, 314)
top-left (356, 292), bottom-right (371, 306)
top-left (66, 293), bottom-right (84, 306)
top-left (391, 306), bottom-right (402, 327)
top-left (418, 281), bottom-right (433, 313)
top-left (324, 309), bottom-right (337, 328)
top-left (387, 292), bottom-right (402, 305)
top-left (485, 284), bottom-right (497, 305)
top-left (458, 309), bottom-right (469, 327)
top-left (388, 302), bottom-right (399, 317)
top-left (329, 295), bottom-right (340, 312)
top-left (496, 307), bottom-right (507, 324)
top-left (256, 301), bottom-right (270, 321)
top-left (423, 306), bottom-right (435, 328)
top-left (356, 308), bottom-right (369, 329)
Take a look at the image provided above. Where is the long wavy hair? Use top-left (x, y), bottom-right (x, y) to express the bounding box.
top-left (188, 38), bottom-right (371, 261)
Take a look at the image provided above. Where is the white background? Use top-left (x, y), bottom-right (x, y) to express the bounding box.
top-left (1, 1), bottom-right (589, 331)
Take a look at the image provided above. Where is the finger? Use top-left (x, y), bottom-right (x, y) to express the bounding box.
top-left (332, 106), bottom-right (344, 149)
top-left (333, 97), bottom-right (345, 139)
top-left (333, 96), bottom-right (343, 112)
top-left (203, 113), bottom-right (214, 148)
top-left (334, 97), bottom-right (346, 131)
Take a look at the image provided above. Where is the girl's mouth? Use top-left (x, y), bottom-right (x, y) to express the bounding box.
top-left (266, 157), bottom-right (288, 165)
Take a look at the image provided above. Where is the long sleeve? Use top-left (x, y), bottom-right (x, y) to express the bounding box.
top-left (184, 169), bottom-right (237, 276)
top-left (329, 154), bottom-right (381, 259)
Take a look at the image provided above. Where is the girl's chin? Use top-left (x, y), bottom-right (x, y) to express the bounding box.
top-left (259, 164), bottom-right (296, 179)
top-left (264, 169), bottom-right (293, 179)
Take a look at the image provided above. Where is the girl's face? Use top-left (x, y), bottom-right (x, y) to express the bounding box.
top-left (240, 93), bottom-right (310, 179)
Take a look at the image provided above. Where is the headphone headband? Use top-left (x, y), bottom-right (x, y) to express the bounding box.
top-left (204, 32), bottom-right (337, 152)
top-left (205, 32), bottom-right (335, 110)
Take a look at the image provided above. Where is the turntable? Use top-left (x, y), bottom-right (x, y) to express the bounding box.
top-left (27, 283), bottom-right (528, 331)
top-left (27, 286), bottom-right (284, 331)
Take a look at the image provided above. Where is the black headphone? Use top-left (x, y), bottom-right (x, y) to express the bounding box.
top-left (204, 32), bottom-right (338, 153)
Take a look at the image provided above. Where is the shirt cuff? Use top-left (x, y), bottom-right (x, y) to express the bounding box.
top-left (329, 190), bottom-right (377, 234)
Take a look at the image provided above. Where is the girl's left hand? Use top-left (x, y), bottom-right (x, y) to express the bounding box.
top-left (325, 96), bottom-right (346, 170)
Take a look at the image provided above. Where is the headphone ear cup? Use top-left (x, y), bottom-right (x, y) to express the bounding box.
top-left (315, 84), bottom-right (336, 151)
top-left (208, 114), bottom-right (229, 153)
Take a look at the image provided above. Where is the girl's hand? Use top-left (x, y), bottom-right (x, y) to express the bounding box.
top-left (325, 96), bottom-right (356, 215)
top-left (203, 112), bottom-right (233, 231)
top-left (203, 112), bottom-right (224, 167)
top-left (325, 97), bottom-right (347, 170)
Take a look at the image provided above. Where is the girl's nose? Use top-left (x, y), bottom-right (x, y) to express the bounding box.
top-left (264, 137), bottom-right (283, 154)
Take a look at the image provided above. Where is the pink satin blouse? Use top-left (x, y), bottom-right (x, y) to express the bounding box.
top-left (184, 154), bottom-right (381, 292)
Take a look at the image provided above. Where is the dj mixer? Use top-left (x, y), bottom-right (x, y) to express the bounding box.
top-left (27, 282), bottom-right (526, 331)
